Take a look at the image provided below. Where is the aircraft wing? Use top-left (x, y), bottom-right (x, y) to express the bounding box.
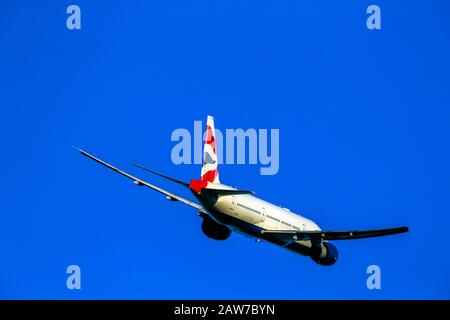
top-left (261, 226), bottom-right (408, 241)
top-left (76, 148), bottom-right (206, 213)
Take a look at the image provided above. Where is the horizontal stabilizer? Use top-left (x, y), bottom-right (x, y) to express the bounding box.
top-left (132, 163), bottom-right (190, 187)
top-left (262, 226), bottom-right (409, 241)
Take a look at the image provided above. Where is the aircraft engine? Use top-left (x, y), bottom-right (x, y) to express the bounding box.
top-left (310, 242), bottom-right (339, 266)
top-left (201, 216), bottom-right (231, 240)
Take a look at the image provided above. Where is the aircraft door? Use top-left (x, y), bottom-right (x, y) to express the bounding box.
top-left (261, 207), bottom-right (266, 223)
top-left (231, 196), bottom-right (237, 215)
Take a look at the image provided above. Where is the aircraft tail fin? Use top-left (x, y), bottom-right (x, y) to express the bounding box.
top-left (201, 115), bottom-right (220, 184)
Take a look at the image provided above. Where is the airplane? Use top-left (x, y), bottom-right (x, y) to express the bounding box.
top-left (76, 115), bottom-right (408, 266)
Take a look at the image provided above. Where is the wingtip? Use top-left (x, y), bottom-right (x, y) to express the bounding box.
top-left (73, 146), bottom-right (90, 157)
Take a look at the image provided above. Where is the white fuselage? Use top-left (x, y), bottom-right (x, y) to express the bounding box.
top-left (194, 183), bottom-right (321, 254)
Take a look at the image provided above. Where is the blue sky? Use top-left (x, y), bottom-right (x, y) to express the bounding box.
top-left (0, 1), bottom-right (449, 299)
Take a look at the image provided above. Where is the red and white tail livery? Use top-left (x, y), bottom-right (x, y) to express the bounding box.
top-left (201, 115), bottom-right (220, 184)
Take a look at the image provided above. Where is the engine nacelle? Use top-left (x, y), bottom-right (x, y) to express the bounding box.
top-left (201, 216), bottom-right (231, 241)
top-left (310, 242), bottom-right (339, 266)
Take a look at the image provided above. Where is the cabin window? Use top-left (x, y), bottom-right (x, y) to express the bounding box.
top-left (237, 202), bottom-right (260, 214)
top-left (267, 215), bottom-right (280, 222)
